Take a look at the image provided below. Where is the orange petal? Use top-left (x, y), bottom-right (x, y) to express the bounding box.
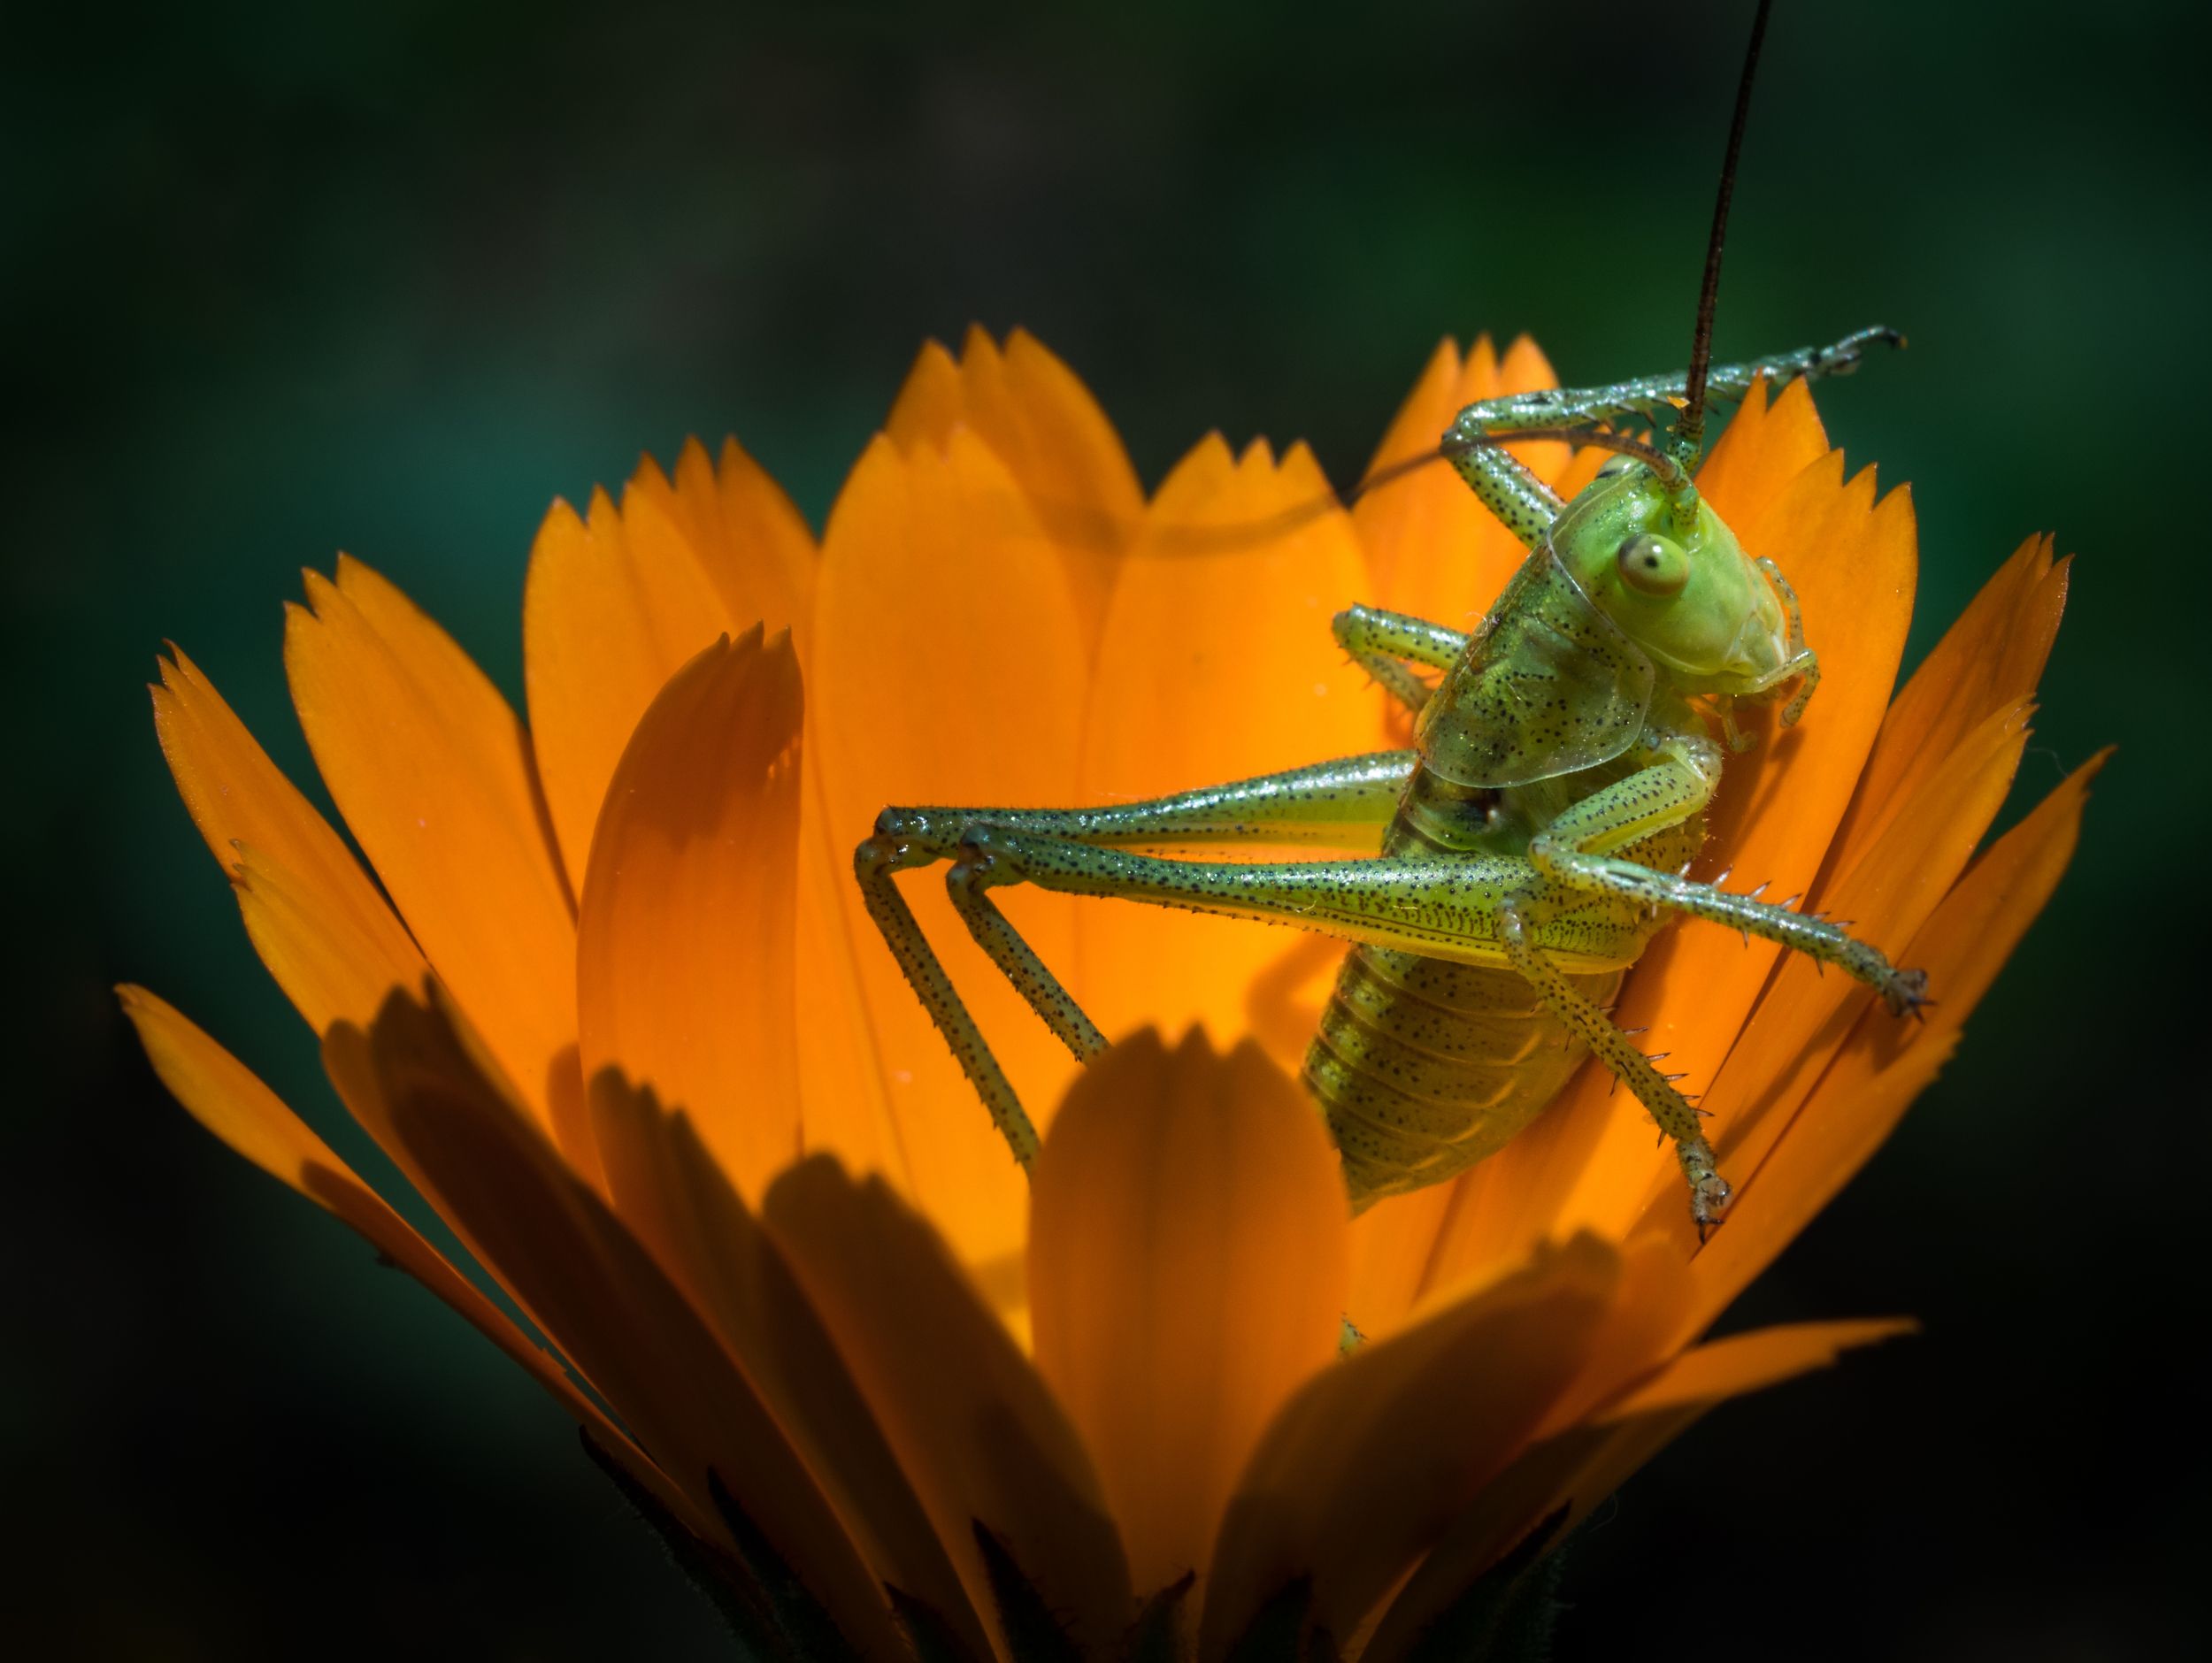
top-left (225, 845), bottom-right (428, 1039)
top-left (1824, 534), bottom-right (2069, 885)
top-left (576, 630), bottom-right (803, 1202)
top-left (286, 558), bottom-right (584, 1154)
top-left (1691, 699), bottom-right (2033, 1204)
top-left (887, 327), bottom-right (1144, 651)
top-left (1029, 1031), bottom-right (1349, 1598)
top-left (589, 1074), bottom-right (988, 1659)
top-left (793, 772), bottom-right (910, 1192)
top-left (883, 338), bottom-right (967, 441)
top-left (150, 649), bottom-right (427, 1031)
top-left (644, 437), bottom-right (817, 662)
top-left (524, 441), bottom-right (816, 897)
top-left (1077, 436), bottom-right (1390, 1062)
top-left (1353, 335), bottom-right (1570, 634)
top-left (1198, 1236), bottom-right (1618, 1657)
top-left (1343, 1182), bottom-right (1459, 1340)
top-left (764, 1155), bottom-right (1133, 1659)
top-left (1691, 374), bottom-right (1832, 527)
top-left (805, 430), bottom-right (1092, 1269)
top-left (1360, 1317), bottom-right (1908, 1663)
top-left (339, 990), bottom-right (906, 1659)
top-left (1671, 752), bottom-right (2108, 1339)
top-left (1609, 1316), bottom-right (1917, 1422)
top-left (114, 985), bottom-right (704, 1539)
top-left (523, 488), bottom-right (730, 891)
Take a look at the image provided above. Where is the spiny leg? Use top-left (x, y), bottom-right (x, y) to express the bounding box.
top-left (1332, 605), bottom-right (1470, 715)
top-left (857, 751), bottom-right (1418, 1163)
top-left (1753, 555), bottom-right (1820, 725)
top-left (1443, 441), bottom-right (1566, 551)
top-left (1497, 896), bottom-right (1729, 1231)
top-left (1448, 326), bottom-right (1904, 452)
top-left (1441, 326), bottom-right (1901, 537)
top-left (933, 813), bottom-right (1747, 1232)
top-left (946, 855), bottom-right (1105, 1063)
top-left (877, 750), bottom-right (1416, 854)
top-left (855, 833), bottom-right (1041, 1168)
top-left (902, 825), bottom-right (1760, 1222)
top-left (945, 829), bottom-right (1620, 969)
top-left (1525, 735), bottom-right (1930, 1015)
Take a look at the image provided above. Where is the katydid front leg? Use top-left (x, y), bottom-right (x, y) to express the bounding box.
top-left (1441, 326), bottom-right (1903, 541)
top-left (1449, 327), bottom-right (1904, 456)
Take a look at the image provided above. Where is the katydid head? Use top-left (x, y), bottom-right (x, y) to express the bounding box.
top-left (1549, 457), bottom-right (1797, 703)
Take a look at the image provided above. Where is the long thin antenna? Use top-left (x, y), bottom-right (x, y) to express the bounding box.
top-left (1678, 0), bottom-right (1774, 458)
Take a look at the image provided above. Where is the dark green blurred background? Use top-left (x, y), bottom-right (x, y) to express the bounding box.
top-left (8, 0), bottom-right (2203, 1655)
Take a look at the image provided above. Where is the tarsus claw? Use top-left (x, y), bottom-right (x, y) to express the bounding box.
top-left (1881, 967), bottom-right (1931, 1019)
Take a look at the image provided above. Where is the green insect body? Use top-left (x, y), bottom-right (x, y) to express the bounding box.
top-left (856, 1), bottom-right (1926, 1230)
top-left (854, 327), bottom-right (1924, 1231)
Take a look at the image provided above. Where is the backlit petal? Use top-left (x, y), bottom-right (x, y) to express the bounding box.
top-left (1199, 1236), bottom-right (1618, 1658)
top-left (525, 441), bottom-right (815, 897)
top-left (151, 649), bottom-right (426, 1030)
top-left (766, 1155), bottom-right (1133, 1660)
top-left (1824, 533), bottom-right (2068, 884)
top-left (1695, 700), bottom-right (2032, 1203)
top-left (524, 487), bottom-right (731, 892)
top-left (1077, 436), bottom-right (1388, 1061)
top-left (228, 845), bottom-right (429, 1038)
top-left (793, 778), bottom-right (910, 1192)
top-left (806, 430), bottom-right (1091, 1269)
top-left (1343, 1184), bottom-right (1459, 1341)
top-left (1670, 753), bottom-right (2108, 1338)
top-left (643, 437), bottom-right (817, 661)
top-left (1029, 1031), bottom-right (1348, 1599)
top-left (887, 327), bottom-right (1144, 651)
top-left (577, 629), bottom-right (803, 1201)
top-left (286, 558), bottom-right (584, 1155)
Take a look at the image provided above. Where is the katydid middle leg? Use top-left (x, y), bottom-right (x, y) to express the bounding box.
top-left (1332, 605), bottom-right (1470, 715)
top-left (1524, 732), bottom-right (1931, 1015)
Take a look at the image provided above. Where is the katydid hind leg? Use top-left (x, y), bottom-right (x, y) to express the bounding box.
top-left (855, 832), bottom-right (1041, 1168)
top-left (857, 750), bottom-right (1418, 1167)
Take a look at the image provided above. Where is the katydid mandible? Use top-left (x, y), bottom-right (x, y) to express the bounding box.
top-left (852, 0), bottom-right (1923, 1232)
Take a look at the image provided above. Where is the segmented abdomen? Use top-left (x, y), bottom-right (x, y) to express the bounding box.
top-left (1304, 944), bottom-right (1619, 1211)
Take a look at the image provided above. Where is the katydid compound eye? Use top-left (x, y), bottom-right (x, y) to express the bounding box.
top-left (1617, 533), bottom-right (1689, 597)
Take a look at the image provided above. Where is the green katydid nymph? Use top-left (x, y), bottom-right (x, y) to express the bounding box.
top-left (852, 0), bottom-right (1921, 1235)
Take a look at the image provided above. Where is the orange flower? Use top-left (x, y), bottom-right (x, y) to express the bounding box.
top-left (122, 326), bottom-right (2093, 1659)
